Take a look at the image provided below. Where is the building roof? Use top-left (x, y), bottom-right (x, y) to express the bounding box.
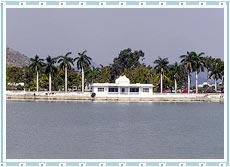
top-left (115, 75), bottom-right (130, 84)
top-left (91, 75), bottom-right (153, 87)
top-left (91, 83), bottom-right (153, 87)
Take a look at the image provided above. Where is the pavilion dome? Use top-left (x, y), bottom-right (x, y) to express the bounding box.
top-left (115, 75), bottom-right (130, 84)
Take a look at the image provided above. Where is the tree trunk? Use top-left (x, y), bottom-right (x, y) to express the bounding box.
top-left (175, 78), bottom-right (177, 94)
top-left (82, 67), bottom-right (84, 93)
top-left (160, 69), bottom-right (163, 94)
top-left (215, 78), bottom-right (217, 91)
top-left (196, 70), bottom-right (198, 94)
top-left (188, 72), bottom-right (190, 94)
top-left (49, 73), bottom-right (51, 92)
top-left (207, 70), bottom-right (209, 82)
top-left (36, 71), bottom-right (39, 92)
top-left (65, 66), bottom-right (67, 93)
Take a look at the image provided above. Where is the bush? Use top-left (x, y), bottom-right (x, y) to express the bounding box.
top-left (91, 93), bottom-right (96, 97)
top-left (16, 84), bottom-right (24, 90)
top-left (203, 85), bottom-right (209, 89)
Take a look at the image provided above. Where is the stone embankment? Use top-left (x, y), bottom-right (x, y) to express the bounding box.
top-left (6, 91), bottom-right (224, 102)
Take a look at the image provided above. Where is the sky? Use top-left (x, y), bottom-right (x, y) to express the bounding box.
top-left (6, 8), bottom-right (224, 66)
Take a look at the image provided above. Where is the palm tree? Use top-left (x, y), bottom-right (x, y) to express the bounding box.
top-left (169, 62), bottom-right (181, 93)
top-left (57, 52), bottom-right (74, 93)
top-left (209, 61), bottom-right (223, 91)
top-left (215, 58), bottom-right (224, 83)
top-left (203, 56), bottom-right (214, 82)
top-left (180, 52), bottom-right (195, 94)
top-left (153, 57), bottom-right (169, 93)
top-left (29, 55), bottom-right (44, 92)
top-left (74, 50), bottom-right (92, 93)
top-left (45, 56), bottom-right (57, 92)
top-left (192, 51), bottom-right (206, 93)
top-left (220, 60), bottom-right (224, 83)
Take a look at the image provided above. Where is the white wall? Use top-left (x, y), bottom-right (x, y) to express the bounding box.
top-left (92, 86), bottom-right (153, 96)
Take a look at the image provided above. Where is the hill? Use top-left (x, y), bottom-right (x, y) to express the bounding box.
top-left (6, 47), bottom-right (30, 67)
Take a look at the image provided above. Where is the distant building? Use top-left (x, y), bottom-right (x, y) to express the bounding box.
top-left (91, 75), bottom-right (153, 96)
top-left (7, 82), bottom-right (24, 87)
top-left (198, 82), bottom-right (210, 88)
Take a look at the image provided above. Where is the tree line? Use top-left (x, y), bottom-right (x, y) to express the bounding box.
top-left (6, 48), bottom-right (224, 93)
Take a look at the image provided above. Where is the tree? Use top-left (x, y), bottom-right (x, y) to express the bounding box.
top-left (98, 65), bottom-right (111, 83)
top-left (39, 73), bottom-right (49, 89)
top-left (68, 68), bottom-right (82, 89)
top-left (57, 52), bottom-right (74, 93)
top-left (214, 58), bottom-right (224, 83)
top-left (74, 50), bottom-right (92, 93)
top-left (6, 66), bottom-right (24, 90)
top-left (203, 56), bottom-right (215, 82)
top-left (110, 48), bottom-right (144, 81)
top-left (220, 59), bottom-right (224, 83)
top-left (85, 66), bottom-right (100, 85)
top-left (153, 57), bottom-right (169, 93)
top-left (209, 60), bottom-right (223, 91)
top-left (192, 51), bottom-right (206, 93)
top-left (45, 56), bottom-right (57, 92)
top-left (6, 66), bottom-right (24, 83)
top-left (168, 62), bottom-right (183, 93)
top-left (124, 65), bottom-right (153, 84)
top-left (52, 67), bottom-right (65, 91)
top-left (22, 66), bottom-right (36, 91)
top-left (29, 55), bottom-right (44, 92)
top-left (180, 52), bottom-right (195, 94)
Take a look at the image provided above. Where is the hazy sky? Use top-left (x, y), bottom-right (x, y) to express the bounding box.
top-left (6, 8), bottom-right (224, 66)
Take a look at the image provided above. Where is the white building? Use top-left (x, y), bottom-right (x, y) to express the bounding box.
top-left (198, 82), bottom-right (213, 88)
top-left (91, 75), bottom-right (153, 96)
top-left (7, 82), bottom-right (24, 87)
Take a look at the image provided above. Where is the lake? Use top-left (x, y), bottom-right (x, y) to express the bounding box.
top-left (6, 101), bottom-right (224, 159)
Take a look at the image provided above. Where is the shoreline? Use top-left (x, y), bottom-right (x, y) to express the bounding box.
top-left (6, 91), bottom-right (224, 102)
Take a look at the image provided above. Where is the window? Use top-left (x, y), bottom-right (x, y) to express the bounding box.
top-left (109, 87), bottom-right (118, 92)
top-left (98, 88), bottom-right (104, 92)
top-left (130, 87), bottom-right (139, 92)
top-left (121, 88), bottom-right (128, 92)
top-left (120, 88), bottom-right (128, 94)
top-left (143, 88), bottom-right (149, 92)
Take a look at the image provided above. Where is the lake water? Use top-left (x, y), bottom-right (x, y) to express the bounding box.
top-left (6, 101), bottom-right (224, 159)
